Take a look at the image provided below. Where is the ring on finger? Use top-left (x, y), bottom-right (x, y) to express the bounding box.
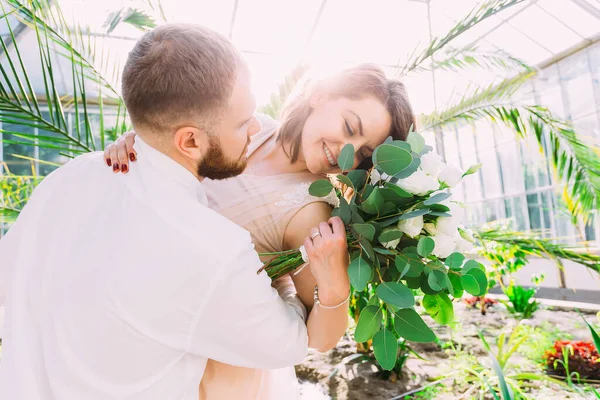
top-left (311, 231), bottom-right (322, 240)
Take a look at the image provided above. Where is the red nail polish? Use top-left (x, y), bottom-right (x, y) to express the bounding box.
top-left (121, 164), bottom-right (128, 173)
top-left (113, 164), bottom-right (119, 172)
top-left (129, 153), bottom-right (136, 162)
top-left (106, 158), bottom-right (112, 167)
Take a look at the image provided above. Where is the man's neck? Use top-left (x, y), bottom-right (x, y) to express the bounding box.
top-left (138, 133), bottom-right (205, 182)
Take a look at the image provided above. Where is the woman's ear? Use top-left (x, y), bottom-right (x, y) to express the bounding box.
top-left (173, 126), bottom-right (208, 161)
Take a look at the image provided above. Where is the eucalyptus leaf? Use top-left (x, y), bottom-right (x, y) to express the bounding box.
top-left (338, 143), bottom-right (355, 171)
top-left (463, 260), bottom-right (485, 273)
top-left (448, 273), bottom-right (464, 298)
top-left (461, 268), bottom-right (488, 296)
top-left (383, 184), bottom-right (413, 199)
top-left (347, 170), bottom-right (368, 191)
top-left (335, 197), bottom-right (352, 225)
top-left (348, 256), bottom-right (372, 291)
top-left (445, 252), bottom-right (465, 269)
top-left (361, 187), bottom-right (385, 215)
top-left (379, 214), bottom-right (402, 228)
top-left (407, 131), bottom-right (426, 154)
top-left (417, 237), bottom-right (435, 257)
top-left (376, 281), bottom-right (415, 308)
top-left (373, 144), bottom-right (413, 176)
top-left (399, 208), bottom-right (430, 220)
top-left (354, 306), bottom-right (383, 342)
top-left (336, 174), bottom-right (354, 189)
top-left (360, 238), bottom-right (376, 262)
top-left (388, 140), bottom-right (412, 151)
top-left (428, 211), bottom-right (452, 218)
top-left (373, 329), bottom-right (398, 371)
top-left (393, 158), bottom-right (421, 179)
top-left (423, 293), bottom-right (455, 325)
top-left (427, 270), bottom-right (444, 291)
top-left (353, 223), bottom-right (376, 241)
top-left (424, 192), bottom-right (451, 206)
top-left (379, 229), bottom-right (403, 243)
top-left (394, 308), bottom-right (437, 343)
top-left (308, 179), bottom-right (334, 197)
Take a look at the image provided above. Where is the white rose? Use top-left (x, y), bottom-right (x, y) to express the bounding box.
top-left (455, 234), bottom-right (474, 253)
top-left (431, 234), bottom-right (457, 258)
top-left (436, 216), bottom-right (460, 236)
top-left (438, 164), bottom-right (463, 187)
top-left (398, 215), bottom-right (424, 238)
top-left (419, 152), bottom-right (445, 178)
top-left (396, 169), bottom-right (439, 195)
top-left (424, 222), bottom-right (438, 236)
top-left (447, 202), bottom-right (465, 221)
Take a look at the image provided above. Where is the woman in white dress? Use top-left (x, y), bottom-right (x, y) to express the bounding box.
top-left (105, 63), bottom-right (416, 400)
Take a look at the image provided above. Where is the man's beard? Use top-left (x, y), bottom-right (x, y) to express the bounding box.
top-left (197, 134), bottom-right (250, 180)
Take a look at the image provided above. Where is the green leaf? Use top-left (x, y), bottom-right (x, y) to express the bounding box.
top-left (445, 253), bottom-right (465, 269)
top-left (308, 179), bottom-right (334, 197)
top-left (347, 170), bottom-right (368, 191)
top-left (334, 197), bottom-right (352, 225)
top-left (395, 253), bottom-right (424, 278)
top-left (394, 308), bottom-right (437, 343)
top-left (373, 329), bottom-right (398, 371)
top-left (461, 268), bottom-right (488, 296)
top-left (338, 143), bottom-right (355, 171)
top-left (353, 223), bottom-right (376, 241)
top-left (407, 132), bottom-right (426, 154)
top-left (379, 229), bottom-right (403, 243)
top-left (388, 140), bottom-right (412, 151)
top-left (376, 282), bottom-right (415, 308)
top-left (348, 256), bottom-right (372, 291)
top-left (463, 260), bottom-right (485, 273)
top-left (399, 208), bottom-right (430, 220)
top-left (361, 187), bottom-right (384, 215)
top-left (427, 270), bottom-right (444, 291)
top-left (393, 158), bottom-right (421, 179)
top-left (354, 306), bottom-right (383, 342)
top-left (336, 174), bottom-right (354, 189)
top-left (423, 293), bottom-right (455, 325)
top-left (373, 144), bottom-right (413, 175)
top-left (463, 163), bottom-right (482, 176)
top-left (580, 313), bottom-right (600, 354)
top-left (424, 192), bottom-right (451, 206)
top-left (360, 238), bottom-right (376, 262)
top-left (448, 273), bottom-right (464, 298)
top-left (417, 237), bottom-right (435, 257)
top-left (383, 184), bottom-right (413, 199)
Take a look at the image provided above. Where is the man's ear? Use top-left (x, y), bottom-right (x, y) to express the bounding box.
top-left (173, 126), bottom-right (208, 161)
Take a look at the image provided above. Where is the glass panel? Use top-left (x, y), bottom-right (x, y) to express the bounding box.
top-left (534, 64), bottom-right (567, 119)
top-left (585, 219), bottom-right (596, 242)
top-left (513, 196), bottom-right (528, 231)
top-left (541, 190), bottom-right (554, 236)
top-left (2, 122), bottom-right (36, 175)
top-left (552, 192), bottom-right (576, 244)
top-left (590, 43), bottom-right (600, 114)
top-left (496, 140), bottom-right (524, 195)
top-left (560, 51), bottom-right (596, 120)
top-left (478, 149), bottom-right (502, 198)
top-left (442, 127), bottom-right (460, 164)
top-left (508, 4), bottom-right (583, 54)
top-left (484, 200), bottom-right (498, 222)
top-left (573, 114), bottom-right (600, 142)
top-left (38, 112), bottom-right (69, 175)
top-left (527, 193), bottom-right (542, 231)
top-left (474, 121), bottom-right (495, 152)
top-left (485, 23), bottom-right (553, 65)
top-left (537, 0), bottom-right (600, 38)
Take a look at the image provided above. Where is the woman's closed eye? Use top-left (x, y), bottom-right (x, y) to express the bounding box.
top-left (344, 119), bottom-right (354, 137)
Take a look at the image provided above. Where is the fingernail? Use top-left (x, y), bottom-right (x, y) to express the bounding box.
top-left (121, 164), bottom-right (128, 173)
top-left (113, 163), bottom-right (119, 172)
top-left (106, 158), bottom-right (112, 167)
top-left (129, 153), bottom-right (136, 162)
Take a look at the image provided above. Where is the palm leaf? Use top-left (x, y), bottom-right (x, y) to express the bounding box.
top-left (412, 43), bottom-right (533, 75)
top-left (398, 0), bottom-right (526, 75)
top-left (421, 71), bottom-right (600, 219)
top-left (103, 7), bottom-right (156, 34)
top-left (476, 225), bottom-right (600, 274)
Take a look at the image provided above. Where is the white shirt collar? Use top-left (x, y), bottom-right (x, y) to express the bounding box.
top-left (134, 136), bottom-right (208, 206)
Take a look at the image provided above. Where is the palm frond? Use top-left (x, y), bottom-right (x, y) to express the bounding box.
top-left (412, 43), bottom-right (533, 75)
top-left (103, 8), bottom-right (156, 34)
top-left (257, 64), bottom-right (308, 119)
top-left (0, 165), bottom-right (42, 222)
top-left (399, 0), bottom-right (525, 76)
top-left (421, 72), bottom-right (600, 218)
top-left (476, 225), bottom-right (600, 274)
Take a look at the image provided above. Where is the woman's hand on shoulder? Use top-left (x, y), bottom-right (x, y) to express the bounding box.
top-left (103, 131), bottom-right (138, 173)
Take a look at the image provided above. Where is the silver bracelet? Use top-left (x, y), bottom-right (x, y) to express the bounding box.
top-left (313, 285), bottom-right (351, 309)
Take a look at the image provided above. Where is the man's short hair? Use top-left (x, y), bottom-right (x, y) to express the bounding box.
top-left (122, 24), bottom-right (240, 134)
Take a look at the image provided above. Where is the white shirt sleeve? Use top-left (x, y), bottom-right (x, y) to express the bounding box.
top-left (187, 240), bottom-right (308, 369)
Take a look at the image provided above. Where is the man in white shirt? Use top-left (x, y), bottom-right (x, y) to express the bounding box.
top-left (0, 24), bottom-right (349, 399)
